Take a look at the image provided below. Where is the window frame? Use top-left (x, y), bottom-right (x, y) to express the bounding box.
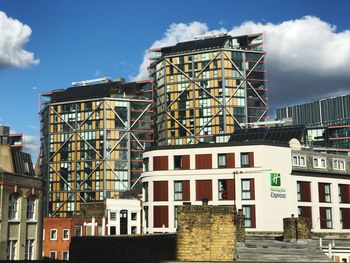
top-left (74, 226), bottom-right (82, 237)
top-left (110, 211), bottom-right (117, 221)
top-left (25, 239), bottom-right (34, 260)
top-left (292, 154), bottom-right (306, 167)
top-left (50, 229), bottom-right (57, 240)
top-left (333, 158), bottom-right (346, 171)
top-left (7, 240), bottom-right (17, 260)
top-left (174, 181), bottom-right (183, 201)
top-left (218, 179), bottom-right (228, 200)
top-left (174, 155), bottom-right (183, 170)
top-left (240, 153), bottom-right (250, 168)
top-left (50, 251), bottom-right (57, 260)
top-left (241, 179), bottom-right (251, 200)
top-left (26, 196), bottom-right (36, 220)
top-left (313, 156), bottom-right (327, 169)
top-left (62, 229), bottom-right (70, 240)
top-left (217, 154), bottom-right (227, 168)
top-left (62, 251), bottom-right (69, 261)
top-left (325, 208), bottom-right (333, 229)
top-left (242, 205), bottom-right (252, 228)
top-left (8, 194), bottom-right (19, 220)
top-left (324, 183), bottom-right (331, 203)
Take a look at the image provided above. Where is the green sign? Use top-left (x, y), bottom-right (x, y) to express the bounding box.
top-left (270, 173), bottom-right (281, 186)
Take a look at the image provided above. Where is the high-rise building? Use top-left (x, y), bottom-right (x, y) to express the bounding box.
top-left (39, 78), bottom-right (153, 216)
top-left (148, 33), bottom-right (267, 145)
top-left (276, 94), bottom-right (350, 152)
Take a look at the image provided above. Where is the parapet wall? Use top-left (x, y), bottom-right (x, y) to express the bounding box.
top-left (177, 205), bottom-right (236, 262)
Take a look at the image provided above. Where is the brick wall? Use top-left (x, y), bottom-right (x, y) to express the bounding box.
top-left (283, 216), bottom-right (311, 241)
top-left (176, 205), bottom-right (236, 262)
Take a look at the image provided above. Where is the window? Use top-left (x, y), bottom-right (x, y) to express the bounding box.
top-left (143, 182), bottom-right (149, 202)
top-left (74, 226), bottom-right (82, 237)
top-left (110, 226), bottom-right (116, 235)
top-left (26, 196), bottom-right (35, 220)
top-left (7, 240), bottom-right (17, 260)
top-left (218, 154), bottom-right (227, 168)
top-left (241, 152), bottom-right (253, 167)
top-left (292, 155), bottom-right (306, 167)
top-left (297, 181), bottom-right (311, 202)
top-left (50, 251), bottom-right (57, 260)
top-left (153, 156), bottom-right (169, 171)
top-left (333, 158), bottom-right (345, 171)
top-left (63, 229), bottom-right (70, 240)
top-left (340, 208), bottom-right (350, 229)
top-left (339, 184), bottom-right (350, 203)
top-left (218, 179), bottom-right (235, 200)
top-left (8, 194), bottom-right (18, 220)
top-left (131, 213), bottom-right (137, 221)
top-left (173, 155), bottom-right (190, 170)
top-left (143, 157), bottom-right (149, 172)
top-left (25, 239), bottom-right (34, 260)
top-left (319, 183), bottom-right (331, 203)
top-left (50, 229), bottom-right (57, 240)
top-left (174, 156), bottom-right (182, 170)
top-left (320, 207), bottom-right (332, 229)
top-left (144, 206), bottom-right (149, 228)
top-left (62, 251), bottom-right (69, 261)
top-left (174, 181), bottom-right (183, 201)
top-left (313, 157), bottom-right (326, 169)
top-left (325, 184), bottom-right (331, 202)
top-left (131, 226), bottom-right (137, 234)
top-left (242, 179), bottom-right (253, 200)
top-left (110, 211), bottom-right (117, 221)
top-left (242, 205), bottom-right (255, 228)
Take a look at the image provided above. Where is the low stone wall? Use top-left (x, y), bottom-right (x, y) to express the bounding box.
top-left (69, 234), bottom-right (176, 263)
top-left (176, 205), bottom-right (236, 262)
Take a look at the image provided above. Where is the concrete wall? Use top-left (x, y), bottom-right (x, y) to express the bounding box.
top-left (0, 144), bottom-right (14, 173)
top-left (69, 234), bottom-right (176, 262)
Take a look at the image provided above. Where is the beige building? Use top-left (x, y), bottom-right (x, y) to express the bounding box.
top-left (0, 144), bottom-right (44, 260)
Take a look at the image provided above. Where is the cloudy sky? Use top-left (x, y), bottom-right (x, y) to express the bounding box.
top-left (1, 0), bottom-right (350, 159)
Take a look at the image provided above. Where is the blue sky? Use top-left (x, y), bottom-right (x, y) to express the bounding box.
top-left (1, 0), bottom-right (350, 160)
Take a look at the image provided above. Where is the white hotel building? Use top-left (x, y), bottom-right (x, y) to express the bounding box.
top-left (141, 140), bottom-right (350, 234)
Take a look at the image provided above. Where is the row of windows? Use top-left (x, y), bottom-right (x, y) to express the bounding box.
top-left (293, 154), bottom-right (346, 171)
top-left (144, 178), bottom-right (254, 202)
top-left (47, 250), bottom-right (69, 261)
top-left (49, 229), bottom-right (70, 240)
top-left (144, 152), bottom-right (254, 171)
top-left (8, 194), bottom-right (36, 221)
top-left (7, 239), bottom-right (34, 260)
top-left (297, 182), bottom-right (350, 203)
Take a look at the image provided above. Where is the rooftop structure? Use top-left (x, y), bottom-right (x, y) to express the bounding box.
top-left (276, 94), bottom-right (350, 153)
top-left (149, 33), bottom-right (267, 146)
top-left (39, 78), bottom-right (154, 216)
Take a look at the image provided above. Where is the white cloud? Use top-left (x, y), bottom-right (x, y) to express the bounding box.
top-left (133, 17), bottom-right (350, 113)
top-left (23, 134), bottom-right (40, 162)
top-left (0, 11), bottom-right (39, 69)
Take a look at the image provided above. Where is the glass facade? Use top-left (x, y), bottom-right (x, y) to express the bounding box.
top-left (40, 81), bottom-right (153, 216)
top-left (150, 34), bottom-right (267, 145)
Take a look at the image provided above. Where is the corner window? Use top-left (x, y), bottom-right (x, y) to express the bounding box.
top-left (218, 154), bottom-right (227, 168)
top-left (63, 229), bottom-right (70, 240)
top-left (50, 229), bottom-right (57, 240)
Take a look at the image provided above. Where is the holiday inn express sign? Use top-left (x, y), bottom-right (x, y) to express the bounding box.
top-left (270, 173), bottom-right (286, 199)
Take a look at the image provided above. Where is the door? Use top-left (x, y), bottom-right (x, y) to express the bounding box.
top-left (120, 210), bottom-right (128, 234)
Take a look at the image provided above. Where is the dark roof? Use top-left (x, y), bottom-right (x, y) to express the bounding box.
top-left (50, 81), bottom-right (150, 103)
top-left (161, 35), bottom-right (231, 55)
top-left (229, 126), bottom-right (306, 143)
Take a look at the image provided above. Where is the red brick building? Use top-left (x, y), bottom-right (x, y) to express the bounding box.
top-left (43, 217), bottom-right (101, 260)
